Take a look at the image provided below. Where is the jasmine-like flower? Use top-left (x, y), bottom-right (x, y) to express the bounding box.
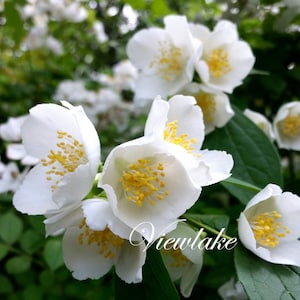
top-left (181, 83), bottom-right (234, 134)
top-left (126, 15), bottom-right (201, 99)
top-left (13, 101), bottom-right (101, 235)
top-left (160, 222), bottom-right (203, 298)
top-left (99, 135), bottom-right (201, 241)
top-left (273, 101), bottom-right (300, 150)
top-left (191, 20), bottom-right (255, 93)
top-left (63, 199), bottom-right (146, 283)
top-left (238, 184), bottom-right (300, 266)
top-left (144, 95), bottom-right (234, 188)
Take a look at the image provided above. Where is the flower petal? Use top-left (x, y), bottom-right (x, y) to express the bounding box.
top-left (198, 150), bottom-right (234, 185)
top-left (82, 198), bottom-right (134, 239)
top-left (13, 164), bottom-right (58, 214)
top-left (115, 240), bottom-right (146, 283)
top-left (62, 225), bottom-right (113, 280)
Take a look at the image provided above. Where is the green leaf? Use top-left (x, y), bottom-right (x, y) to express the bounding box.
top-left (5, 256), bottom-right (31, 274)
top-left (0, 212), bottom-right (23, 244)
top-left (43, 239), bottom-right (64, 271)
top-left (203, 106), bottom-right (282, 204)
top-left (186, 214), bottom-right (230, 231)
top-left (0, 274), bottom-right (13, 294)
top-left (235, 245), bottom-right (300, 299)
top-left (115, 245), bottom-right (180, 300)
top-left (23, 285), bottom-right (43, 300)
top-left (121, 0), bottom-right (146, 9)
top-left (20, 230), bottom-right (44, 254)
top-left (3, 1), bottom-right (26, 45)
top-left (143, 245), bottom-right (180, 300)
top-left (0, 243), bottom-right (9, 261)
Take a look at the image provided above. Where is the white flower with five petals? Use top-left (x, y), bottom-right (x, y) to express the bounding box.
top-left (13, 101), bottom-right (101, 235)
top-left (144, 95), bottom-right (234, 188)
top-left (63, 199), bottom-right (146, 283)
top-left (126, 15), bottom-right (201, 99)
top-left (273, 101), bottom-right (300, 150)
top-left (191, 20), bottom-right (255, 93)
top-left (238, 184), bottom-right (300, 266)
top-left (99, 135), bottom-right (201, 241)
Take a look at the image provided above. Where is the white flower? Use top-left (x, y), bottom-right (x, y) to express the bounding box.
top-left (273, 101), bottom-right (300, 150)
top-left (99, 135), bottom-right (201, 241)
top-left (45, 36), bottom-right (63, 55)
top-left (160, 222), bottom-right (203, 298)
top-left (53, 80), bottom-right (96, 104)
top-left (144, 95), bottom-right (234, 187)
top-left (238, 183), bottom-right (300, 266)
top-left (0, 161), bottom-right (28, 193)
top-left (112, 60), bottom-right (138, 91)
top-left (126, 15), bottom-right (201, 98)
top-left (6, 143), bottom-right (39, 166)
top-left (218, 277), bottom-right (247, 300)
top-left (93, 21), bottom-right (108, 44)
top-left (181, 83), bottom-right (234, 134)
top-left (192, 20), bottom-right (255, 93)
top-left (244, 108), bottom-right (275, 141)
top-left (63, 199), bottom-right (146, 283)
top-left (0, 115), bottom-right (28, 141)
top-left (13, 101), bottom-right (101, 220)
top-left (0, 115), bottom-right (39, 165)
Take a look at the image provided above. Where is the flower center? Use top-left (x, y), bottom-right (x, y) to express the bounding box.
top-left (149, 41), bottom-right (184, 81)
top-left (120, 159), bottom-right (169, 207)
top-left (279, 115), bottom-right (300, 138)
top-left (194, 92), bottom-right (216, 122)
top-left (250, 210), bottom-right (291, 248)
top-left (41, 130), bottom-right (88, 192)
top-left (162, 247), bottom-right (189, 268)
top-left (164, 120), bottom-right (197, 152)
top-left (206, 48), bottom-right (232, 78)
top-left (78, 219), bottom-right (124, 259)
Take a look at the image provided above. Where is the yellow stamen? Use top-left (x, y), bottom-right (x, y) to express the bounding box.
top-left (164, 120), bottom-right (197, 152)
top-left (250, 210), bottom-right (290, 248)
top-left (149, 41), bottom-right (184, 81)
top-left (41, 130), bottom-right (88, 192)
top-left (206, 48), bottom-right (232, 78)
top-left (195, 92), bottom-right (216, 122)
top-left (162, 247), bottom-right (189, 268)
top-left (279, 115), bottom-right (300, 138)
top-left (120, 159), bottom-right (169, 207)
top-left (78, 219), bottom-right (124, 259)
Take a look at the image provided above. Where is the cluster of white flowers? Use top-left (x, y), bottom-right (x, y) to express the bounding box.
top-left (53, 60), bottom-right (139, 131)
top-left (0, 115), bottom-right (39, 193)
top-left (11, 95), bottom-right (233, 296)
top-left (127, 15), bottom-right (255, 134)
top-left (18, 0), bottom-right (96, 55)
top-left (5, 12), bottom-right (300, 299)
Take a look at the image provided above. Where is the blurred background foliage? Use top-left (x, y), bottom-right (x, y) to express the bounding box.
top-left (0, 0), bottom-right (300, 299)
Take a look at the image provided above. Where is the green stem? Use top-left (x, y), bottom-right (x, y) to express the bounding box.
top-left (183, 214), bottom-right (233, 240)
top-left (222, 177), bottom-right (261, 193)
